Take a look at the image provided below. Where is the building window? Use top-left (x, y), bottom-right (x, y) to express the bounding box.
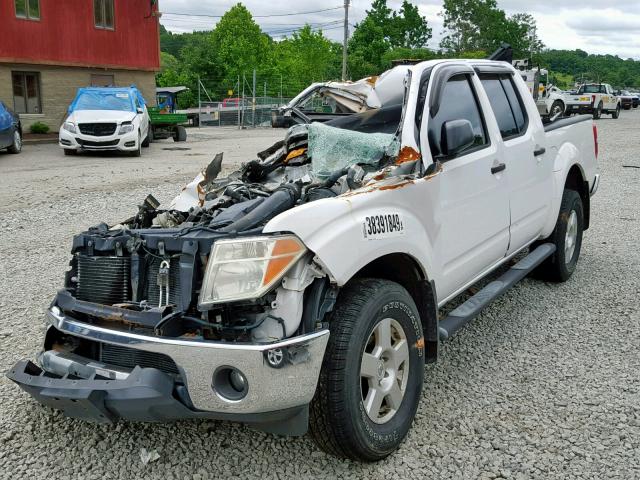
top-left (15, 0), bottom-right (40, 20)
top-left (91, 74), bottom-right (115, 87)
top-left (12, 72), bottom-right (42, 114)
top-left (94, 0), bottom-right (115, 29)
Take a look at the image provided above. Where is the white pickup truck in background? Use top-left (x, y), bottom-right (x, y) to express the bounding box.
top-left (565, 83), bottom-right (620, 119)
top-left (9, 59), bottom-right (599, 461)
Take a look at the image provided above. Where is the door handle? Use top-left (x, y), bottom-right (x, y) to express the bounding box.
top-left (491, 163), bottom-right (506, 174)
top-left (534, 147), bottom-right (546, 156)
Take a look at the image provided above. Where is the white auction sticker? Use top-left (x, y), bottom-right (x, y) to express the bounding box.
top-left (362, 212), bottom-right (405, 240)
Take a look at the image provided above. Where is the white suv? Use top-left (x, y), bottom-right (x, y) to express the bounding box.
top-left (59, 87), bottom-right (151, 156)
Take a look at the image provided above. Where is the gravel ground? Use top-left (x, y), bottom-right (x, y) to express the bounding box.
top-left (0, 115), bottom-right (638, 479)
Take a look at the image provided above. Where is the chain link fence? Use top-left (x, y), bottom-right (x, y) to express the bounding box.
top-left (194, 96), bottom-right (292, 128)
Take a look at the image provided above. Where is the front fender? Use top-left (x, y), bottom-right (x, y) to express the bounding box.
top-left (263, 182), bottom-right (436, 287)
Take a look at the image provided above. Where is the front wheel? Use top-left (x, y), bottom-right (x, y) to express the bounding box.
top-left (7, 129), bottom-right (22, 154)
top-left (309, 278), bottom-right (424, 461)
top-left (141, 124), bottom-right (151, 147)
top-left (131, 132), bottom-right (141, 157)
top-left (533, 189), bottom-right (584, 282)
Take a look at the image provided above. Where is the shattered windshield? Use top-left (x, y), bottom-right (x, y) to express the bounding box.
top-left (308, 122), bottom-right (397, 179)
top-left (72, 91), bottom-right (134, 112)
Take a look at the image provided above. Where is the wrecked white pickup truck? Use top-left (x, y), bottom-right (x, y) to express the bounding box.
top-left (9, 59), bottom-right (599, 461)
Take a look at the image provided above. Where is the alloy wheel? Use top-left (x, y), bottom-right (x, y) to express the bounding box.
top-left (360, 317), bottom-right (410, 424)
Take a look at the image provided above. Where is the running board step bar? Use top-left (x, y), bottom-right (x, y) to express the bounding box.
top-left (438, 243), bottom-right (556, 341)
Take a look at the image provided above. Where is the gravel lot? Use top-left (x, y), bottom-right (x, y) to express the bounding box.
top-left (0, 115), bottom-right (638, 479)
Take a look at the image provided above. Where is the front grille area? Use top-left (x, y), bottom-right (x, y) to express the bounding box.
top-left (99, 343), bottom-right (180, 376)
top-left (144, 257), bottom-right (181, 307)
top-left (78, 122), bottom-right (117, 136)
top-left (77, 255), bottom-right (130, 305)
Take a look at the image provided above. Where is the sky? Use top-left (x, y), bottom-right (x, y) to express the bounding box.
top-left (159, 0), bottom-right (640, 60)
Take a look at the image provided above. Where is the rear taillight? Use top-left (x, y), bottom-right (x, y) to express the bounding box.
top-left (593, 124), bottom-right (598, 159)
top-left (592, 94), bottom-right (596, 105)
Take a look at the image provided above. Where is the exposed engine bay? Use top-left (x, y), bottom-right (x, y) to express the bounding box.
top-left (58, 104), bottom-right (424, 349)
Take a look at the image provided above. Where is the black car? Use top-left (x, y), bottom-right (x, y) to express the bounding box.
top-left (0, 100), bottom-right (22, 154)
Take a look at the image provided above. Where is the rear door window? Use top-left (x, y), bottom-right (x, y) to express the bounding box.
top-left (500, 76), bottom-right (527, 133)
top-left (480, 73), bottom-right (527, 140)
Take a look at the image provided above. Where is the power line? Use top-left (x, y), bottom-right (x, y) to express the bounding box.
top-left (160, 7), bottom-right (342, 19)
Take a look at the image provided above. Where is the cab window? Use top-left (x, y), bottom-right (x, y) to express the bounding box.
top-left (479, 73), bottom-right (528, 139)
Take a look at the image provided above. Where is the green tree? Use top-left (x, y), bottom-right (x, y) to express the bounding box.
top-left (439, 0), bottom-right (543, 58)
top-left (348, 0), bottom-right (432, 78)
top-left (273, 25), bottom-right (340, 95)
top-left (390, 1), bottom-right (432, 49)
top-left (210, 3), bottom-right (272, 95)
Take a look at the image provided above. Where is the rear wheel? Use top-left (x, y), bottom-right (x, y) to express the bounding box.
top-left (533, 189), bottom-right (584, 282)
top-left (612, 104), bottom-right (620, 119)
top-left (172, 125), bottom-right (187, 142)
top-left (7, 129), bottom-right (22, 154)
top-left (549, 100), bottom-right (564, 122)
top-left (309, 278), bottom-right (424, 461)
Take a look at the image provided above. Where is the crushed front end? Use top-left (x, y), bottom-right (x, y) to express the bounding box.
top-left (7, 221), bottom-right (330, 434)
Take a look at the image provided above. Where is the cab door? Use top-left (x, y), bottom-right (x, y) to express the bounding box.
top-left (419, 68), bottom-right (511, 298)
top-left (477, 71), bottom-right (553, 254)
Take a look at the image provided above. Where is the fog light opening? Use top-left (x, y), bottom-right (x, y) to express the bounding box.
top-left (212, 366), bottom-right (248, 401)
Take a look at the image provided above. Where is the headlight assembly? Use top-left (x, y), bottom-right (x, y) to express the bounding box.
top-left (62, 122), bottom-right (76, 134)
top-left (199, 235), bottom-right (306, 307)
top-left (119, 123), bottom-right (134, 135)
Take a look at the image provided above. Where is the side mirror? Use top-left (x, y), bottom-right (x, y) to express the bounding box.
top-left (441, 119), bottom-right (475, 158)
top-left (137, 107), bottom-right (144, 114)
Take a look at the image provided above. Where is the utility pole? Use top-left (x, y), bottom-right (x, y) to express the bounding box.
top-left (342, 0), bottom-right (350, 81)
top-left (252, 69), bottom-right (256, 128)
top-left (237, 75), bottom-right (241, 130)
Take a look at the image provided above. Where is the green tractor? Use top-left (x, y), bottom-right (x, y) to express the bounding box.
top-left (148, 86), bottom-right (189, 142)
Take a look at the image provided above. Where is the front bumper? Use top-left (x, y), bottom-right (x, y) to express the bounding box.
top-left (8, 307), bottom-right (329, 433)
top-left (59, 128), bottom-right (139, 152)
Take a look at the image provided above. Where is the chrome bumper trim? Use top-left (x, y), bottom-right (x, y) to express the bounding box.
top-left (45, 308), bottom-right (329, 414)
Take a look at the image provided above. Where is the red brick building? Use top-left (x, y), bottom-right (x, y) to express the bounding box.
top-left (0, 0), bottom-right (161, 131)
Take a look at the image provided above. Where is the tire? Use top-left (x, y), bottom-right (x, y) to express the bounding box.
top-left (309, 278), bottom-right (424, 461)
top-left (7, 129), bottom-right (22, 154)
top-left (533, 189), bottom-right (584, 282)
top-left (172, 125), bottom-right (187, 142)
top-left (63, 149), bottom-right (77, 156)
top-left (141, 124), bottom-right (151, 147)
top-left (593, 102), bottom-right (602, 120)
top-left (612, 105), bottom-right (620, 119)
top-left (148, 126), bottom-right (155, 143)
top-left (549, 100), bottom-right (564, 122)
top-left (131, 132), bottom-right (141, 157)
